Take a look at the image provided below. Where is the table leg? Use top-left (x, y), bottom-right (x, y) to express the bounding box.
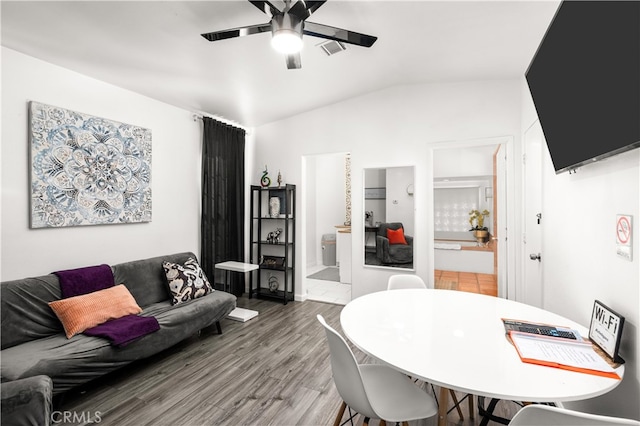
top-left (437, 387), bottom-right (449, 426)
top-left (469, 393), bottom-right (475, 419)
top-left (449, 389), bottom-right (464, 420)
top-left (478, 396), bottom-right (510, 426)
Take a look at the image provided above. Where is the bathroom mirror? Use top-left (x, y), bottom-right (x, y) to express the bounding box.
top-left (363, 166), bottom-right (415, 270)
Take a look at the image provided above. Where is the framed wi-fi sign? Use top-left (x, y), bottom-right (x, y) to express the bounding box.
top-left (589, 300), bottom-right (625, 364)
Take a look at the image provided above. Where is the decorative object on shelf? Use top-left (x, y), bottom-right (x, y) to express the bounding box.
top-left (261, 255), bottom-right (285, 268)
top-left (269, 196), bottom-right (280, 218)
top-left (266, 228), bottom-right (282, 244)
top-left (29, 101), bottom-right (152, 228)
top-left (365, 210), bottom-right (374, 227)
top-left (269, 189), bottom-right (287, 216)
top-left (268, 275), bottom-right (279, 293)
top-left (260, 165), bottom-right (271, 188)
top-left (469, 209), bottom-right (490, 245)
top-left (277, 170), bottom-right (283, 187)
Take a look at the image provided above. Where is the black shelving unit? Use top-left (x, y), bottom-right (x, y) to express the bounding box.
top-left (249, 184), bottom-right (296, 304)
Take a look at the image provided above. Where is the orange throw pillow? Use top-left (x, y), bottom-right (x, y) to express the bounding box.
top-left (387, 227), bottom-right (408, 245)
top-left (49, 284), bottom-right (142, 339)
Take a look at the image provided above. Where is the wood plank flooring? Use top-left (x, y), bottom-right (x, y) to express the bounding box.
top-left (58, 296), bottom-right (519, 425)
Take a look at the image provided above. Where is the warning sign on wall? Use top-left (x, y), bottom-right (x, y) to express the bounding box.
top-left (616, 214), bottom-right (633, 261)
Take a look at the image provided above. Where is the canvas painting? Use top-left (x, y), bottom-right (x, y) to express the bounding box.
top-left (30, 101), bottom-right (152, 228)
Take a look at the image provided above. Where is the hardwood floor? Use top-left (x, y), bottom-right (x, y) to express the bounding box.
top-left (58, 296), bottom-right (519, 425)
top-left (434, 270), bottom-right (497, 297)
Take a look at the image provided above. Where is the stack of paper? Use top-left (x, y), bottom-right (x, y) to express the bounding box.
top-left (509, 331), bottom-right (620, 379)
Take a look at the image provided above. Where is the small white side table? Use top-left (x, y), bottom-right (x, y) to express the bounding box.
top-left (215, 261), bottom-right (259, 322)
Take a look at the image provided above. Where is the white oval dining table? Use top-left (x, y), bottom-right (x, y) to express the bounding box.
top-left (340, 289), bottom-right (624, 426)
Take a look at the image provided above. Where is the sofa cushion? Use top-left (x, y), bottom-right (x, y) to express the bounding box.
top-left (162, 258), bottom-right (214, 305)
top-left (0, 290), bottom-right (237, 396)
top-left (1, 276), bottom-right (64, 350)
top-left (112, 252), bottom-right (195, 307)
top-left (388, 244), bottom-right (413, 263)
top-left (48, 285), bottom-right (143, 338)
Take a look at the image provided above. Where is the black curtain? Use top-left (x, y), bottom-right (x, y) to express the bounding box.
top-left (201, 117), bottom-right (246, 295)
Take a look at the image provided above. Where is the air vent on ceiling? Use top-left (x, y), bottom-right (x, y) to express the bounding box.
top-left (318, 40), bottom-right (346, 56)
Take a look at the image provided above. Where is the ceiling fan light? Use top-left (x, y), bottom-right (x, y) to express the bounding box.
top-left (271, 30), bottom-right (303, 54)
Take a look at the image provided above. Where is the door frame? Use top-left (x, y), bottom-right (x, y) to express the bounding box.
top-left (428, 136), bottom-right (515, 299)
top-left (521, 120), bottom-right (544, 307)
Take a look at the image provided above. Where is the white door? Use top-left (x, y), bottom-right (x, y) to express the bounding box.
top-left (522, 121), bottom-right (544, 307)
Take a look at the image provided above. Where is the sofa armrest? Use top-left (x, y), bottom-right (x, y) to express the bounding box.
top-left (376, 235), bottom-right (391, 263)
top-left (1, 375), bottom-right (52, 426)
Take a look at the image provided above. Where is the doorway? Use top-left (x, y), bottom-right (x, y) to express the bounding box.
top-left (432, 140), bottom-right (508, 297)
top-left (302, 152), bottom-right (352, 305)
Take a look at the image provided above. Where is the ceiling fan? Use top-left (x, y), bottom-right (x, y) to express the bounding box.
top-left (201, 0), bottom-right (378, 69)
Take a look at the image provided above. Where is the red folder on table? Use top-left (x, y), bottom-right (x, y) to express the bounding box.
top-left (508, 330), bottom-right (620, 380)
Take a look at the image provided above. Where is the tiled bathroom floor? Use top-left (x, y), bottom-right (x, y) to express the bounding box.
top-left (305, 265), bottom-right (351, 305)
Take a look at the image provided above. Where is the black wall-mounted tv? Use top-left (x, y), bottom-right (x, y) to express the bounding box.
top-left (526, 1), bottom-right (640, 174)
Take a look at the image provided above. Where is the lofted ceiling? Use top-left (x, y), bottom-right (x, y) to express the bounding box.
top-left (1, 1), bottom-right (560, 127)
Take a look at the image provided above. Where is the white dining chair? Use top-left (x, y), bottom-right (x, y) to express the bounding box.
top-left (317, 314), bottom-right (438, 426)
top-left (387, 274), bottom-right (427, 290)
top-left (510, 404), bottom-right (640, 426)
top-left (386, 274), bottom-right (472, 421)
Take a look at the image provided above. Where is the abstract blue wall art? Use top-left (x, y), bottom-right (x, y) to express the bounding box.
top-left (29, 102), bottom-right (152, 228)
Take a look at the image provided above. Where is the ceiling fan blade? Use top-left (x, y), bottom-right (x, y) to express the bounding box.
top-left (285, 53), bottom-right (302, 69)
top-left (288, 0), bottom-right (327, 21)
top-left (303, 21), bottom-right (377, 47)
top-left (249, 0), bottom-right (281, 16)
top-left (305, 1), bottom-right (327, 15)
top-left (201, 23), bottom-right (271, 42)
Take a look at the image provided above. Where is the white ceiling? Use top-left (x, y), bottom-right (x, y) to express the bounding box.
top-left (1, 1), bottom-right (559, 127)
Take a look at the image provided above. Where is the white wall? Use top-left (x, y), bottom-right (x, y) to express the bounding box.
top-left (1, 48), bottom-right (202, 280)
top-left (385, 166), bottom-right (414, 237)
top-left (303, 156), bottom-right (318, 267)
top-left (521, 79), bottom-right (640, 419)
top-left (314, 153), bottom-right (346, 265)
top-left (254, 79), bottom-right (522, 299)
top-left (433, 144), bottom-right (495, 178)
top-left (364, 168), bottom-right (386, 225)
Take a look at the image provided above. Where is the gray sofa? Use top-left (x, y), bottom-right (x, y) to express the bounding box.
top-left (1, 252), bottom-right (236, 424)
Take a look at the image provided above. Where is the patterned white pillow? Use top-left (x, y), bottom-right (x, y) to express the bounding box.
top-left (162, 258), bottom-right (214, 305)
